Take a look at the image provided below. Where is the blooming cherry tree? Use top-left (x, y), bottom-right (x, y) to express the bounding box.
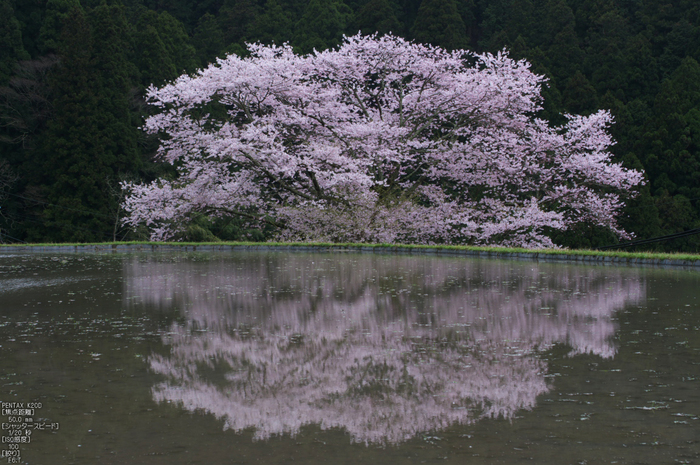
top-left (122, 34), bottom-right (643, 247)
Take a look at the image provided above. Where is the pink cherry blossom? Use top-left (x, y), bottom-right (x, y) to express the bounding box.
top-left (122, 34), bottom-right (644, 247)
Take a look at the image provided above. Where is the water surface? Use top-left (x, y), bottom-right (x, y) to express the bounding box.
top-left (0, 251), bottom-right (698, 464)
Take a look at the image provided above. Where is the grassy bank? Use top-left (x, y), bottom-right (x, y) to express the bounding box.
top-left (1, 240), bottom-right (700, 264)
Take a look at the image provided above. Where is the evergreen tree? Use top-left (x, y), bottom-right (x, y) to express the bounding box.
top-left (35, 6), bottom-right (141, 242)
top-left (219, 0), bottom-right (260, 46)
top-left (658, 19), bottom-right (698, 78)
top-left (132, 11), bottom-right (178, 86)
top-left (500, 0), bottom-right (534, 46)
top-left (0, 56), bottom-right (58, 166)
top-left (478, 0), bottom-right (511, 49)
top-left (89, 4), bottom-right (141, 173)
top-left (249, 0), bottom-right (294, 46)
top-left (192, 12), bottom-right (225, 66)
top-left (634, 57), bottom-right (700, 247)
top-left (0, 0), bottom-right (30, 85)
top-left (585, 9), bottom-right (630, 97)
top-left (39, 0), bottom-right (82, 54)
top-left (294, 0), bottom-right (352, 53)
top-left (11, 0), bottom-right (44, 57)
top-left (455, 0), bottom-right (477, 45)
top-left (395, 0), bottom-right (422, 37)
top-left (34, 7), bottom-right (104, 241)
top-left (155, 11), bottom-right (198, 75)
top-left (562, 70), bottom-right (598, 115)
top-left (644, 57), bottom-right (700, 195)
top-left (353, 0), bottom-right (402, 36)
top-left (0, 55), bottom-right (60, 240)
top-left (622, 33), bottom-right (659, 102)
top-left (131, 10), bottom-right (197, 86)
top-left (411, 0), bottom-right (468, 50)
top-left (538, 0), bottom-right (582, 82)
top-left (190, 0), bottom-right (226, 25)
top-left (0, 0), bottom-right (32, 237)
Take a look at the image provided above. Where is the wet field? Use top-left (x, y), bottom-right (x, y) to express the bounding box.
top-left (1, 251), bottom-right (698, 464)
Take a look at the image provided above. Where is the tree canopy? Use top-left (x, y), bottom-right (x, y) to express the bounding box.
top-left (122, 35), bottom-right (642, 247)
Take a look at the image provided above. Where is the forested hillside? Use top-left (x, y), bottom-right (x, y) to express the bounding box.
top-left (1, 0), bottom-right (699, 250)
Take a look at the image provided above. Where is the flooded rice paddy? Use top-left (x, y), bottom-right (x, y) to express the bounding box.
top-left (0, 250), bottom-right (699, 464)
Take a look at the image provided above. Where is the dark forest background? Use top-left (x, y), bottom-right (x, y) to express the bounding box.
top-left (1, 0), bottom-right (699, 251)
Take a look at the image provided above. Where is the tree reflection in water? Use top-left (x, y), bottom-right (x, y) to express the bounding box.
top-left (124, 253), bottom-right (645, 444)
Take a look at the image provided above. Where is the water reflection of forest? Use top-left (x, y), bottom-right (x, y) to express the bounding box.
top-left (125, 253), bottom-right (645, 444)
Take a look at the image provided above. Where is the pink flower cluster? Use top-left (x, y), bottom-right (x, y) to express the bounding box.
top-left (122, 34), bottom-right (644, 247)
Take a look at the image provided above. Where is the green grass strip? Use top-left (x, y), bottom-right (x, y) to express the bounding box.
top-left (1, 240), bottom-right (699, 263)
